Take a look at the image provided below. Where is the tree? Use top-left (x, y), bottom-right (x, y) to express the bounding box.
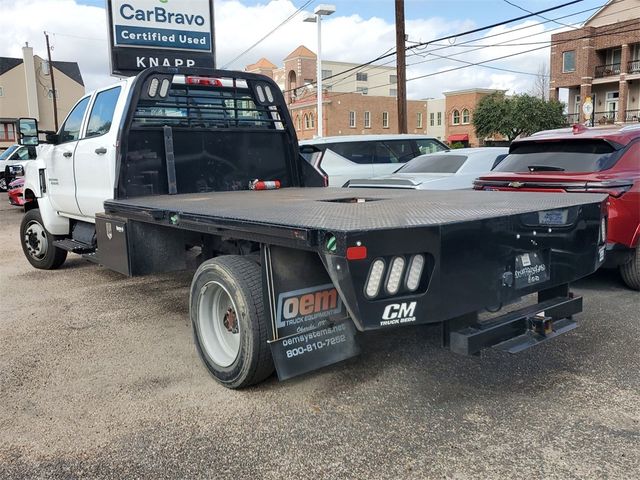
top-left (531, 63), bottom-right (550, 100)
top-left (473, 92), bottom-right (566, 142)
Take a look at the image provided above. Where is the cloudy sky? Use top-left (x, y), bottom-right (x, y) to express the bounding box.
top-left (0, 0), bottom-right (622, 99)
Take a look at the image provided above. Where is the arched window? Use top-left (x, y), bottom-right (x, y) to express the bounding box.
top-left (304, 114), bottom-right (310, 129)
top-left (310, 113), bottom-right (315, 128)
top-left (296, 115), bottom-right (301, 130)
top-left (452, 109), bottom-right (460, 125)
top-left (462, 109), bottom-right (470, 124)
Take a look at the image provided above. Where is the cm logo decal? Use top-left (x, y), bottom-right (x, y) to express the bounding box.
top-left (381, 302), bottom-right (417, 326)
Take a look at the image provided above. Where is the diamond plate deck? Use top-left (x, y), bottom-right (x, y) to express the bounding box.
top-left (104, 188), bottom-right (605, 233)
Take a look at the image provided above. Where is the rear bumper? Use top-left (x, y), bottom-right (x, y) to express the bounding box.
top-left (447, 294), bottom-right (581, 355)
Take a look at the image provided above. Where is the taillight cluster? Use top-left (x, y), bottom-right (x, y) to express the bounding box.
top-left (364, 254), bottom-right (426, 299)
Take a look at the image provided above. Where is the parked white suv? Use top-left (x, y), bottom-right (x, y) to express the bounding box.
top-left (0, 144), bottom-right (37, 191)
top-left (299, 134), bottom-right (448, 187)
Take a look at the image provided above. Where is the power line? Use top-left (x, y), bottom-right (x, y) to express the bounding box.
top-left (222, 0), bottom-right (316, 68)
top-left (502, 0), bottom-right (577, 29)
top-left (323, 2), bottom-right (639, 91)
top-left (286, 0), bottom-right (585, 93)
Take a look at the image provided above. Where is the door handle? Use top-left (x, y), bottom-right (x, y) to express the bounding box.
top-left (95, 147), bottom-right (107, 155)
top-left (63, 151), bottom-right (72, 158)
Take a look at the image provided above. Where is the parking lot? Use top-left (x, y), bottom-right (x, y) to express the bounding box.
top-left (0, 200), bottom-right (638, 478)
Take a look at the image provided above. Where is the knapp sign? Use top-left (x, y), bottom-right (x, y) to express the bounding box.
top-left (107, 0), bottom-right (215, 76)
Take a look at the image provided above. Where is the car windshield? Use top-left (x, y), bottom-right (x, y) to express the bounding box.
top-left (494, 140), bottom-right (621, 173)
top-left (396, 154), bottom-right (467, 174)
top-left (0, 145), bottom-right (19, 161)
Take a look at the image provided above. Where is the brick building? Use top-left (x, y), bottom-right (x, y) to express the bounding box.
top-left (443, 88), bottom-right (506, 146)
top-left (289, 90), bottom-right (428, 140)
top-left (549, 0), bottom-right (640, 125)
top-left (0, 45), bottom-right (84, 150)
top-left (246, 45), bottom-right (421, 139)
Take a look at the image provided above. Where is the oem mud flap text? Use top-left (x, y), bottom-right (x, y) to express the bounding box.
top-left (263, 245), bottom-right (360, 381)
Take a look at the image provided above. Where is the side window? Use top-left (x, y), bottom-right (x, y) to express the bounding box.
top-left (59, 96), bottom-right (91, 144)
top-left (416, 139), bottom-right (447, 155)
top-left (14, 147), bottom-right (32, 160)
top-left (380, 141), bottom-right (415, 163)
top-left (324, 142), bottom-right (375, 164)
top-left (86, 87), bottom-right (121, 138)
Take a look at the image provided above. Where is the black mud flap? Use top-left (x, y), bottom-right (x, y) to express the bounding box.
top-left (448, 295), bottom-right (582, 356)
top-left (262, 245), bottom-right (360, 381)
top-left (269, 321), bottom-right (360, 381)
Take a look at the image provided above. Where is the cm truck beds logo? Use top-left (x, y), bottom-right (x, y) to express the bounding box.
top-left (380, 302), bottom-right (417, 326)
top-left (276, 284), bottom-right (343, 330)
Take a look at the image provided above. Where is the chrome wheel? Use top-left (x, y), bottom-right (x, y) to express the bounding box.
top-left (197, 281), bottom-right (241, 367)
top-left (23, 220), bottom-right (49, 260)
top-left (0, 177), bottom-right (6, 191)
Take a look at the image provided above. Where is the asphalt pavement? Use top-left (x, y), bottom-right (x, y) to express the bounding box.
top-left (0, 200), bottom-right (638, 479)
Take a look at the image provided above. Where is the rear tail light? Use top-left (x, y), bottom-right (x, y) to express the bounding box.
top-left (365, 259), bottom-right (385, 298)
top-left (564, 180), bottom-right (633, 198)
top-left (600, 217), bottom-right (607, 244)
top-left (186, 76), bottom-right (223, 87)
top-left (405, 254), bottom-right (425, 291)
top-left (385, 257), bottom-right (406, 295)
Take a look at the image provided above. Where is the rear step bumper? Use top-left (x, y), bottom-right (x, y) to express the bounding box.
top-left (447, 295), bottom-right (582, 356)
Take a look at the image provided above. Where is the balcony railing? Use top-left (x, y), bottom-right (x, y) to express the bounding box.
top-left (595, 63), bottom-right (621, 78)
top-left (564, 113), bottom-right (581, 125)
top-left (593, 110), bottom-right (618, 124)
top-left (628, 60), bottom-right (640, 74)
top-left (625, 109), bottom-right (640, 122)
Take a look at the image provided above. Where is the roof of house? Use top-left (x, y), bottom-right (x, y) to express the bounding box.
top-left (583, 0), bottom-right (616, 27)
top-left (0, 57), bottom-right (84, 86)
top-left (246, 57), bottom-right (277, 71)
top-left (284, 45), bottom-right (316, 60)
top-left (0, 57), bottom-right (23, 76)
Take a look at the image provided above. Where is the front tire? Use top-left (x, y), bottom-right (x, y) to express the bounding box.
top-left (190, 255), bottom-right (274, 388)
top-left (620, 247), bottom-right (640, 291)
top-left (20, 209), bottom-right (67, 270)
top-left (0, 174), bottom-right (6, 192)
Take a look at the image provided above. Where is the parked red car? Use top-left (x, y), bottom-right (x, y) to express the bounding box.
top-left (475, 124), bottom-right (640, 290)
top-left (7, 176), bottom-right (25, 206)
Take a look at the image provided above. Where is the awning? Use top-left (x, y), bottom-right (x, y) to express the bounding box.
top-left (448, 134), bottom-right (469, 142)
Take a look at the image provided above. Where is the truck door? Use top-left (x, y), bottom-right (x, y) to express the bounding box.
top-left (74, 86), bottom-right (123, 217)
top-left (47, 96), bottom-right (91, 216)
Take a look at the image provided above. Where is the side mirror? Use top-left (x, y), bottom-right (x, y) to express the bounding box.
top-left (18, 118), bottom-right (39, 146)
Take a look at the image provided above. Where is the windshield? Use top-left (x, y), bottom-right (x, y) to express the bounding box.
top-left (0, 145), bottom-right (19, 161)
top-left (495, 140), bottom-right (621, 173)
top-left (396, 154), bottom-right (467, 174)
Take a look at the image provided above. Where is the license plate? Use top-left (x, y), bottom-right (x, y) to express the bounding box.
top-left (514, 252), bottom-right (549, 288)
top-left (538, 209), bottom-right (568, 225)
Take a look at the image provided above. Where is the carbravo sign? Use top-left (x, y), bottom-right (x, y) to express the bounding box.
top-left (107, 0), bottom-right (215, 76)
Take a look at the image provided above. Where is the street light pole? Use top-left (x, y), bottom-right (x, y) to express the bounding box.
top-left (304, 5), bottom-right (335, 138)
top-left (316, 13), bottom-right (323, 137)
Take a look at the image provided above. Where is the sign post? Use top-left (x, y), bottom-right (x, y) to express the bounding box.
top-left (582, 96), bottom-right (594, 126)
top-left (107, 0), bottom-right (215, 76)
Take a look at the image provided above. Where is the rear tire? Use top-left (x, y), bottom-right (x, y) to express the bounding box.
top-left (190, 255), bottom-right (274, 388)
top-left (0, 174), bottom-right (6, 192)
top-left (620, 247), bottom-right (640, 291)
top-left (20, 209), bottom-right (67, 270)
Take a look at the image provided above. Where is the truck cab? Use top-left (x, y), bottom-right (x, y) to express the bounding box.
top-left (23, 79), bottom-right (131, 233)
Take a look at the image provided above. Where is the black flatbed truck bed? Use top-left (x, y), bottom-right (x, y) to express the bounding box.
top-left (22, 67), bottom-right (609, 388)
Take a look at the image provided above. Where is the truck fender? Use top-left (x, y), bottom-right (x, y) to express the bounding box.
top-left (34, 194), bottom-right (70, 236)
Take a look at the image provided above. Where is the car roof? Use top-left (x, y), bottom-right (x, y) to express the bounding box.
top-left (299, 134), bottom-right (441, 145)
top-left (417, 147), bottom-right (507, 156)
top-left (514, 124), bottom-right (640, 147)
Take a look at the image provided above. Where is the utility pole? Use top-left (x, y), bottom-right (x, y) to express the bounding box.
top-left (44, 31), bottom-right (59, 131)
top-left (395, 0), bottom-right (407, 133)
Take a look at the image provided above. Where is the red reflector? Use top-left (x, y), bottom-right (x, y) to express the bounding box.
top-left (346, 246), bottom-right (367, 260)
top-left (186, 76), bottom-right (223, 87)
